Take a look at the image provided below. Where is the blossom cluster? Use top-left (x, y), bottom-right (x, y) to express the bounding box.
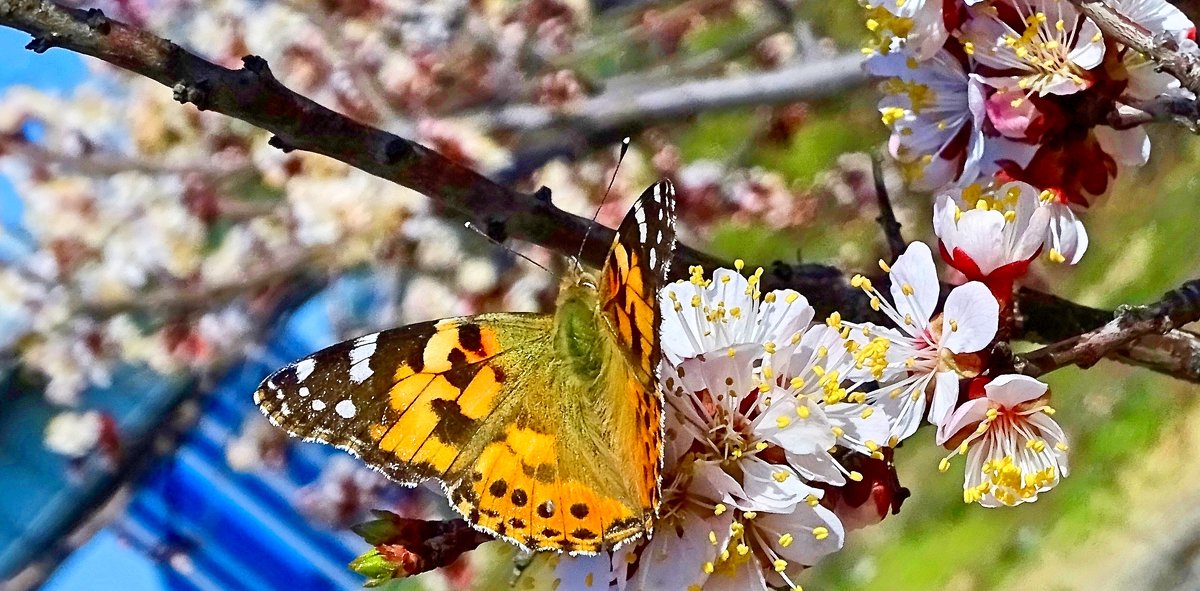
top-left (546, 265), bottom-right (901, 590)
top-left (864, 0), bottom-right (1195, 269)
top-left (0, 2), bottom-right (852, 585)
top-left (542, 246), bottom-right (1073, 588)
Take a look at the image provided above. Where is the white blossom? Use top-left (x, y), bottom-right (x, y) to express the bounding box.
top-left (936, 374), bottom-right (1069, 506)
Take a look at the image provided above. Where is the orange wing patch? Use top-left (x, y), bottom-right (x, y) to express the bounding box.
top-left (379, 320), bottom-right (509, 474)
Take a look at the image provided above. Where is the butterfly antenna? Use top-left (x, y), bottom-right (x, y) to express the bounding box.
top-left (575, 136), bottom-right (632, 265)
top-left (463, 221), bottom-right (555, 277)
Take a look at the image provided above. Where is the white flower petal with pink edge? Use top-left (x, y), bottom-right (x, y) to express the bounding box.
top-left (937, 375), bottom-right (1070, 507)
top-left (934, 181), bottom-right (1052, 277)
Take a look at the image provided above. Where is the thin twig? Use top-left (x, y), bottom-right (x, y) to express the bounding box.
top-left (1, 2), bottom-right (1197, 383)
top-left (1108, 95), bottom-right (1200, 132)
top-left (2, 137), bottom-right (252, 178)
top-left (76, 251), bottom-right (315, 319)
top-left (871, 153), bottom-right (905, 261)
top-left (1018, 278), bottom-right (1200, 377)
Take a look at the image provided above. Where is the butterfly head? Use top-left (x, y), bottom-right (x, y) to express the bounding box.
top-left (562, 256), bottom-right (600, 293)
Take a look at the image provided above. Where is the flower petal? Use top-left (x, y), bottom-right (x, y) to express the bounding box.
top-left (985, 374), bottom-right (1049, 408)
top-left (927, 370), bottom-right (961, 426)
top-left (632, 507), bottom-right (730, 591)
top-left (936, 397), bottom-right (990, 445)
top-left (940, 281), bottom-right (999, 353)
top-left (888, 241), bottom-right (940, 331)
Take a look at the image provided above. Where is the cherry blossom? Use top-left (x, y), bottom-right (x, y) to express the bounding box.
top-left (932, 180), bottom-right (1066, 298)
top-left (866, 48), bottom-right (987, 190)
top-left (936, 374), bottom-right (1069, 506)
top-left (961, 0), bottom-right (1106, 97)
top-left (846, 242), bottom-right (1000, 441)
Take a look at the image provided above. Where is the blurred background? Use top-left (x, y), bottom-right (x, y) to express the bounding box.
top-left (1, 1), bottom-right (1198, 590)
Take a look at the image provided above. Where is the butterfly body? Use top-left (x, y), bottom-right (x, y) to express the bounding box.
top-left (255, 181), bottom-right (676, 554)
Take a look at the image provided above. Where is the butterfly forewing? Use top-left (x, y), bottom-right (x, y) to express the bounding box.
top-left (254, 315), bottom-right (549, 484)
top-left (598, 180), bottom-right (677, 517)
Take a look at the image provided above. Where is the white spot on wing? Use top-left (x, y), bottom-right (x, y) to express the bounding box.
top-left (312, 400), bottom-right (326, 411)
top-left (349, 337), bottom-right (378, 384)
top-left (649, 247), bottom-right (658, 268)
top-left (295, 359), bottom-right (316, 382)
top-left (281, 402), bottom-right (291, 416)
top-left (349, 358), bottom-right (374, 384)
top-left (335, 399), bottom-right (357, 418)
top-left (299, 386), bottom-right (311, 397)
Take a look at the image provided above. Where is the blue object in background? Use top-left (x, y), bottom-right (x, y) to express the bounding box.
top-left (0, 28), bottom-right (373, 590)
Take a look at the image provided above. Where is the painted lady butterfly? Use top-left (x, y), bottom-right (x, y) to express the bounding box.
top-left (255, 181), bottom-right (677, 554)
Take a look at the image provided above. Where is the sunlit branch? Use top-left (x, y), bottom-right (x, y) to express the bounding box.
top-left (1018, 278), bottom-right (1200, 378)
top-left (468, 52), bottom-right (867, 134)
top-left (1070, 0), bottom-right (1200, 95)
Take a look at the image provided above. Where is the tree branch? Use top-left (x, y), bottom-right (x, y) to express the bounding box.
top-left (871, 153), bottom-right (905, 260)
top-left (1, 136), bottom-right (253, 178)
top-left (470, 52), bottom-right (867, 134)
top-left (1018, 278), bottom-right (1200, 377)
top-left (75, 251), bottom-right (316, 319)
top-left (1109, 95), bottom-right (1200, 132)
top-left (1070, 0), bottom-right (1200, 95)
top-left (1, 1), bottom-right (1197, 383)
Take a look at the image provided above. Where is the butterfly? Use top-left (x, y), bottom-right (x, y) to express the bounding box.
top-left (254, 180), bottom-right (677, 554)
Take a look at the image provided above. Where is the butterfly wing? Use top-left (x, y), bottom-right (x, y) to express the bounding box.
top-left (595, 180), bottom-right (678, 527)
top-left (254, 180), bottom-right (678, 555)
top-left (254, 312), bottom-right (656, 553)
top-left (254, 314), bottom-right (550, 485)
